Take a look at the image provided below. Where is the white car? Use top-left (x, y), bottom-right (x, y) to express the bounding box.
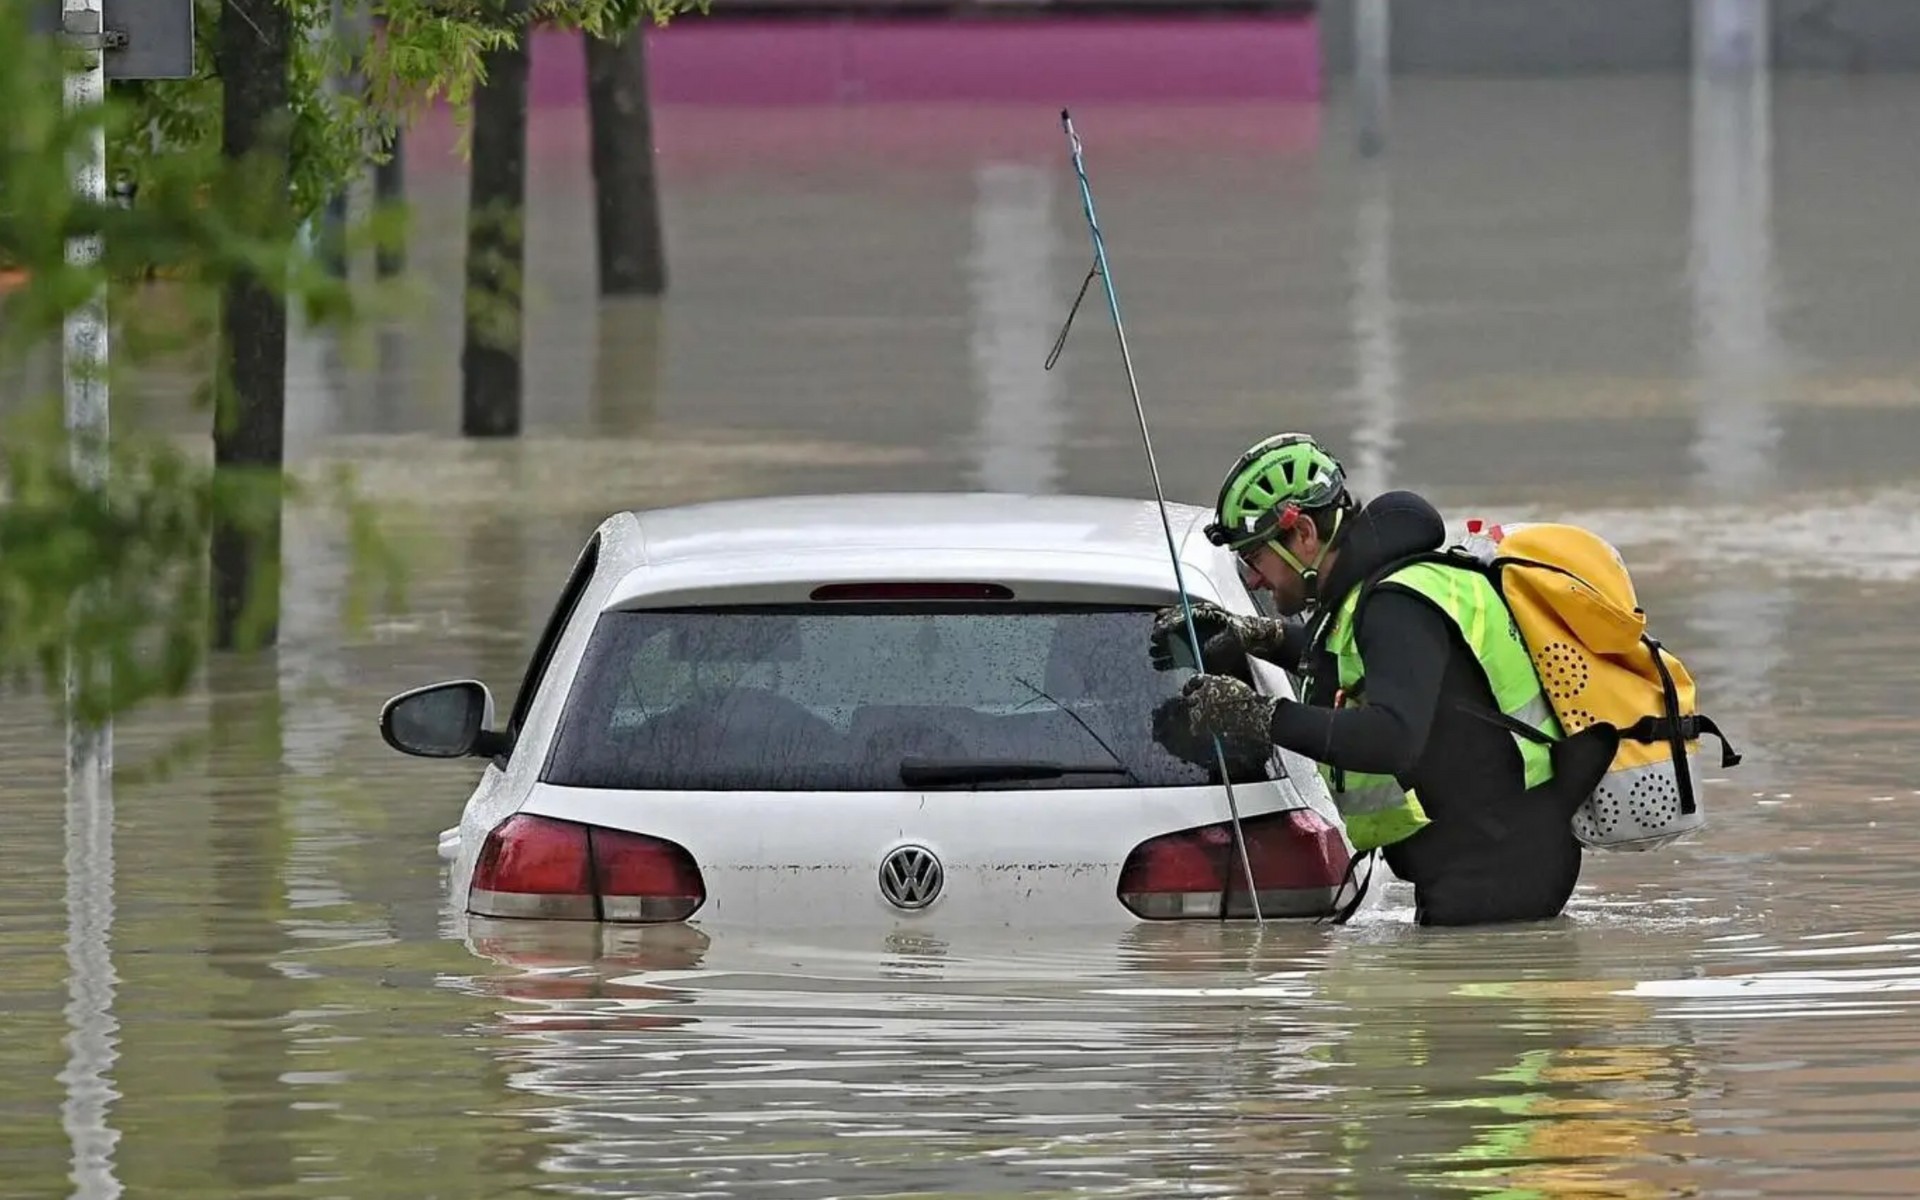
top-left (381, 493), bottom-right (1357, 931)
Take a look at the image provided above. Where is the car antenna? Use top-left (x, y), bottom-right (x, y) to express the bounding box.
top-left (1045, 109), bottom-right (1265, 929)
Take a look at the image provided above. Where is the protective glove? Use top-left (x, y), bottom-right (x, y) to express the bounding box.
top-left (1147, 599), bottom-right (1299, 674)
top-left (1150, 673), bottom-right (1279, 771)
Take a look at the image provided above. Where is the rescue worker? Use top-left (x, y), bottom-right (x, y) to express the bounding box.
top-left (1147, 433), bottom-right (1607, 927)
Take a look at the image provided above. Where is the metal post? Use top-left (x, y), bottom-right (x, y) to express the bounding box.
top-left (1355, 0), bottom-right (1390, 158)
top-left (60, 5), bottom-right (119, 1195)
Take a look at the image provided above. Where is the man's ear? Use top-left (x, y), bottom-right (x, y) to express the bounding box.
top-left (1290, 522), bottom-right (1319, 559)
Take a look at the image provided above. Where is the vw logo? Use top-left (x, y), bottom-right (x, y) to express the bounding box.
top-left (878, 845), bottom-right (944, 910)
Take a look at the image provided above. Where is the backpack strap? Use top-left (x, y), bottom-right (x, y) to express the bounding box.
top-left (1617, 712), bottom-right (1742, 769)
top-left (1454, 645), bottom-right (1744, 821)
top-left (1311, 549), bottom-right (1481, 797)
top-left (1317, 849), bottom-right (1378, 925)
top-left (1644, 637), bottom-right (1694, 815)
top-left (1339, 549), bottom-right (1544, 752)
top-left (1452, 699), bottom-right (1557, 746)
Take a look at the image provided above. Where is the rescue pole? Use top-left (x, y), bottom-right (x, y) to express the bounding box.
top-left (1045, 111), bottom-right (1266, 927)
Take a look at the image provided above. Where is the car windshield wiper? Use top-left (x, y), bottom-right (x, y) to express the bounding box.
top-left (899, 758), bottom-right (1136, 786)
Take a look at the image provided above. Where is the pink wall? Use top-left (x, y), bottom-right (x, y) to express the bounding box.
top-left (405, 99), bottom-right (1323, 181)
top-left (527, 15), bottom-right (1322, 107)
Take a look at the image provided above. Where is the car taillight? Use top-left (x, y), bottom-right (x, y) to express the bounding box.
top-left (470, 814), bottom-right (705, 923)
top-left (472, 814), bottom-right (594, 920)
top-left (1117, 809), bottom-right (1348, 920)
top-left (592, 827), bottom-right (705, 922)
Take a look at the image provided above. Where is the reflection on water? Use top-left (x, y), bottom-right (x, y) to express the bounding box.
top-left (60, 719), bottom-right (118, 1200)
top-left (7, 73), bottom-right (1920, 1197)
top-left (454, 917), bottom-right (1920, 1198)
top-left (1689, 43), bottom-right (1792, 798)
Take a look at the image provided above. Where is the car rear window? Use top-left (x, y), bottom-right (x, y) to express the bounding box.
top-left (541, 604), bottom-right (1279, 791)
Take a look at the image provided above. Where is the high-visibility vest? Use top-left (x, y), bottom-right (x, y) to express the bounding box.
top-left (1315, 558), bottom-right (1561, 852)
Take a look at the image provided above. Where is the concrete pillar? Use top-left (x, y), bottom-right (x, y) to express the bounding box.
top-left (1696, 0), bottom-right (1770, 75)
top-left (968, 163), bottom-right (1066, 495)
top-left (1354, 0), bottom-right (1390, 157)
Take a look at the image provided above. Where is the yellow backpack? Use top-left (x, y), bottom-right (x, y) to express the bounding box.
top-left (1464, 521), bottom-right (1742, 851)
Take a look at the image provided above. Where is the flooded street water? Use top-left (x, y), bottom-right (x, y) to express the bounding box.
top-left (8, 74), bottom-right (1920, 1196)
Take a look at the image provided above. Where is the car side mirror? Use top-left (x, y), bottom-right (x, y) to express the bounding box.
top-left (380, 680), bottom-right (508, 759)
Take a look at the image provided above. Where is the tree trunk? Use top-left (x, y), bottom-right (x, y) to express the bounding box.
top-left (586, 25), bottom-right (666, 295)
top-left (374, 128), bottom-right (405, 278)
top-left (371, 14), bottom-right (406, 279)
top-left (319, 190), bottom-right (349, 278)
top-left (212, 0), bottom-right (292, 652)
top-left (460, 0), bottom-right (530, 439)
top-left (317, 0), bottom-right (360, 279)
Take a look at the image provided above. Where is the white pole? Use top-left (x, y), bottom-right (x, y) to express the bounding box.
top-left (1355, 0), bottom-right (1390, 158)
top-left (59, 2), bottom-right (120, 1197)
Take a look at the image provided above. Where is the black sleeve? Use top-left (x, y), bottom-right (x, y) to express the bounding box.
top-left (1266, 589), bottom-right (1451, 778)
top-left (1274, 614), bottom-right (1311, 671)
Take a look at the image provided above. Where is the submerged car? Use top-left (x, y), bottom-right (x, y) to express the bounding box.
top-left (382, 493), bottom-right (1357, 930)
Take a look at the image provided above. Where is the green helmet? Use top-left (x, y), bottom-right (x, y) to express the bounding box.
top-left (1204, 432), bottom-right (1349, 550)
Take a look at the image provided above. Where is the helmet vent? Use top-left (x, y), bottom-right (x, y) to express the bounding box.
top-left (1211, 434), bottom-right (1349, 546)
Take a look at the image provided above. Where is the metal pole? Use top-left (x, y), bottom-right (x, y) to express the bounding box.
top-left (60, 3), bottom-right (120, 1197)
top-left (1355, 0), bottom-right (1390, 158)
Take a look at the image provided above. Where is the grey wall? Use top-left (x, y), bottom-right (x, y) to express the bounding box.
top-left (1319, 0), bottom-right (1920, 75)
top-left (1774, 0), bottom-right (1920, 70)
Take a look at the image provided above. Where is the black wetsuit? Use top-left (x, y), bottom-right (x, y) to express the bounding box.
top-left (1263, 491), bottom-right (1590, 927)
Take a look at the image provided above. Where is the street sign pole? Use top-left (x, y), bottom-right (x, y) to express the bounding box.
top-left (50, 3), bottom-right (195, 1192)
top-left (58, 7), bottom-right (118, 1190)
top-left (62, 0), bottom-right (108, 496)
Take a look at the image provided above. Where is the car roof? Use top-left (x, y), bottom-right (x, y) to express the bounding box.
top-left (596, 492), bottom-right (1233, 608)
top-left (623, 492), bottom-right (1210, 564)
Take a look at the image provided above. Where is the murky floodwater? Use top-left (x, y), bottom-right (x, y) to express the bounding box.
top-left (8, 73), bottom-right (1920, 1196)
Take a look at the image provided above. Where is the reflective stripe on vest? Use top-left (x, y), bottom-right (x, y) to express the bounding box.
top-left (1318, 559), bottom-right (1562, 851)
top-left (1335, 775), bottom-right (1432, 855)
